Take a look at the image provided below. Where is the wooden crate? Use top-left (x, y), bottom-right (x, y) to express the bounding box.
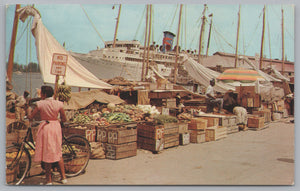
top-left (272, 112), bottom-right (282, 121)
top-left (137, 122), bottom-right (164, 139)
top-left (189, 130), bottom-right (206, 143)
top-left (205, 126), bottom-right (227, 142)
top-left (97, 126), bottom-right (108, 143)
top-left (227, 125), bottom-right (239, 134)
top-left (107, 124), bottom-right (137, 144)
top-left (247, 115), bottom-right (265, 128)
top-left (164, 133), bottom-right (179, 149)
top-left (137, 136), bottom-right (164, 152)
top-left (106, 142), bottom-right (137, 160)
top-left (179, 133), bottom-right (190, 145)
top-left (178, 122), bottom-right (189, 134)
top-left (188, 118), bottom-right (208, 130)
top-left (165, 98), bottom-right (177, 108)
top-left (199, 117), bottom-right (219, 127)
top-left (163, 123), bottom-right (179, 135)
top-left (64, 125), bottom-right (96, 142)
top-left (252, 109), bottom-right (271, 123)
top-left (219, 115), bottom-right (237, 127)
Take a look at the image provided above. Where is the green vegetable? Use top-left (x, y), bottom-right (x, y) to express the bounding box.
top-left (154, 115), bottom-right (178, 125)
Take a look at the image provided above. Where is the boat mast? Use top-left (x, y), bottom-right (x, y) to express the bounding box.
top-left (206, 13), bottom-right (213, 57)
top-left (281, 7), bottom-right (285, 75)
top-left (174, 4), bottom-right (183, 84)
top-left (234, 5), bottom-right (241, 68)
top-left (113, 4), bottom-right (122, 48)
top-left (259, 5), bottom-right (266, 70)
top-left (145, 4), bottom-right (152, 78)
top-left (7, 4), bottom-right (21, 83)
top-left (141, 5), bottom-right (149, 81)
top-left (198, 4), bottom-right (207, 64)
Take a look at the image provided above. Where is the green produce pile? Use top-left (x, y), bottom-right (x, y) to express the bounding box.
top-left (72, 113), bottom-right (92, 124)
top-left (154, 114), bottom-right (178, 124)
top-left (102, 112), bottom-right (132, 124)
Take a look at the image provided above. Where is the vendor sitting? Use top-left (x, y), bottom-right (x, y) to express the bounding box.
top-left (205, 79), bottom-right (223, 113)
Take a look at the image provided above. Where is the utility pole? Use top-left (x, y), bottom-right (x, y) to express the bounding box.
top-left (113, 4), bottom-right (122, 48)
top-left (281, 8), bottom-right (285, 75)
top-left (198, 4), bottom-right (207, 64)
top-left (259, 5), bottom-right (266, 70)
top-left (234, 5), bottom-right (241, 68)
top-left (206, 13), bottom-right (213, 57)
top-left (7, 4), bottom-right (21, 83)
top-left (174, 4), bottom-right (183, 84)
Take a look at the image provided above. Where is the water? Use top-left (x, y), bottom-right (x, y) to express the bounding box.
top-left (11, 72), bottom-right (89, 97)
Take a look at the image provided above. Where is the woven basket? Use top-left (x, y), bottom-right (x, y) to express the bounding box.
top-left (64, 152), bottom-right (87, 173)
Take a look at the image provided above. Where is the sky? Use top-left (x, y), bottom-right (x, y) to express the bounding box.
top-left (4, 3), bottom-right (295, 67)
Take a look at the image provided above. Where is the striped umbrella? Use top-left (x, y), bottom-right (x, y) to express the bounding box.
top-left (217, 68), bottom-right (265, 83)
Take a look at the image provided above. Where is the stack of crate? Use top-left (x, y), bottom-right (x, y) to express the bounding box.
top-left (105, 123), bottom-right (138, 160)
top-left (188, 118), bottom-right (207, 143)
top-left (178, 122), bottom-right (190, 145)
top-left (219, 115), bottom-right (239, 134)
top-left (137, 122), bottom-right (164, 153)
top-left (247, 115), bottom-right (265, 130)
top-left (63, 123), bottom-right (96, 142)
top-left (163, 123), bottom-right (179, 149)
top-left (200, 116), bottom-right (227, 142)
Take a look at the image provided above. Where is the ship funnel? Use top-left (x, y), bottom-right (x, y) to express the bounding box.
top-left (162, 31), bottom-right (176, 53)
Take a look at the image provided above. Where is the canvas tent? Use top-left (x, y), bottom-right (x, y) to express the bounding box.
top-left (17, 6), bottom-right (112, 89)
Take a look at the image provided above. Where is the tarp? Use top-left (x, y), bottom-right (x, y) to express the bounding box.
top-left (64, 89), bottom-right (125, 110)
top-left (17, 6), bottom-right (112, 89)
top-left (217, 68), bottom-right (265, 82)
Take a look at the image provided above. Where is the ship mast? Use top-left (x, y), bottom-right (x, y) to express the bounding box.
top-left (259, 5), bottom-right (266, 70)
top-left (174, 4), bottom-right (183, 84)
top-left (113, 4), bottom-right (122, 48)
top-left (198, 4), bottom-right (207, 64)
top-left (141, 5), bottom-right (149, 81)
top-left (7, 4), bottom-right (21, 83)
top-left (145, 4), bottom-right (152, 78)
top-left (206, 13), bottom-right (213, 57)
top-left (281, 7), bottom-right (285, 75)
top-left (234, 5), bottom-right (241, 68)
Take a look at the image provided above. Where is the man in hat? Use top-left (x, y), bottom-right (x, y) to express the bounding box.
top-left (205, 79), bottom-right (223, 113)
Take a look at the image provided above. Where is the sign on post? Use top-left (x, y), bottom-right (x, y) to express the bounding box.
top-left (51, 53), bottom-right (68, 76)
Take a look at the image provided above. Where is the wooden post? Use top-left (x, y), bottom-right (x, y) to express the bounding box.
top-left (145, 4), bottom-right (152, 78)
top-left (7, 4), bottom-right (21, 83)
top-left (206, 14), bottom-right (213, 57)
top-left (113, 4), bottom-right (122, 48)
top-left (281, 8), bottom-right (285, 75)
top-left (234, 5), bottom-right (241, 68)
top-left (142, 5), bottom-right (149, 81)
top-left (53, 75), bottom-right (60, 100)
top-left (198, 4), bottom-right (207, 64)
top-left (259, 5), bottom-right (266, 70)
top-left (174, 4), bottom-right (183, 84)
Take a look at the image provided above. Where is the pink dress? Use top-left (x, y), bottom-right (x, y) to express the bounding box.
top-left (34, 98), bottom-right (64, 163)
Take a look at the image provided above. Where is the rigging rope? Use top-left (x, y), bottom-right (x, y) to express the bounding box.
top-left (133, 6), bottom-right (146, 41)
top-left (80, 5), bottom-right (105, 45)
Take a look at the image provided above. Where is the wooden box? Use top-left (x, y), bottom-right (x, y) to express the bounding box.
top-left (163, 123), bottom-right (179, 135)
top-left (252, 109), bottom-right (271, 123)
top-left (227, 125), bottom-right (239, 134)
top-left (137, 122), bottom-right (164, 139)
top-left (97, 126), bottom-right (108, 143)
top-left (179, 133), bottom-right (190, 145)
top-left (199, 117), bottom-right (219, 127)
top-left (188, 118), bottom-right (208, 130)
top-left (205, 126), bottom-right (227, 142)
top-left (137, 136), bottom-right (164, 152)
top-left (64, 125), bottom-right (96, 142)
top-left (178, 122), bottom-right (189, 134)
top-left (219, 115), bottom-right (237, 127)
top-left (165, 98), bottom-right (177, 108)
top-left (272, 112), bottom-right (282, 121)
top-left (107, 124), bottom-right (137, 144)
top-left (247, 116), bottom-right (265, 128)
top-left (164, 134), bottom-right (179, 149)
top-left (106, 142), bottom-right (137, 160)
top-left (189, 130), bottom-right (206, 143)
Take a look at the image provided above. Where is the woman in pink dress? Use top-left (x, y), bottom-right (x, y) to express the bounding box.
top-left (28, 86), bottom-right (67, 185)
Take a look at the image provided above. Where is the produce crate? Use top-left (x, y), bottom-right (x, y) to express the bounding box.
top-left (188, 118), bottom-right (208, 130)
top-left (163, 123), bottom-right (179, 135)
top-left (272, 112), bottom-right (282, 121)
top-left (179, 133), bottom-right (190, 145)
top-left (205, 126), bottom-right (227, 142)
top-left (106, 142), bottom-right (137, 160)
top-left (164, 98), bottom-right (176, 108)
top-left (137, 122), bottom-right (164, 139)
top-left (178, 122), bottom-right (189, 134)
top-left (164, 134), bottom-right (179, 149)
top-left (252, 109), bottom-right (271, 123)
top-left (107, 123), bottom-right (137, 144)
top-left (199, 117), bottom-right (219, 127)
top-left (137, 136), bottom-right (164, 152)
top-left (97, 126), bottom-right (109, 143)
top-left (226, 125), bottom-right (239, 134)
top-left (247, 115), bottom-right (265, 129)
top-left (189, 130), bottom-right (206, 143)
top-left (63, 124), bottom-right (96, 142)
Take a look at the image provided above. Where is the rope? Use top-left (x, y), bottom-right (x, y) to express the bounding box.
top-left (80, 5), bottom-right (105, 45)
top-left (133, 6), bottom-right (146, 41)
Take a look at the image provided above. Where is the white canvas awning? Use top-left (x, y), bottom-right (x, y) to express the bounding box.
top-left (17, 6), bottom-right (112, 89)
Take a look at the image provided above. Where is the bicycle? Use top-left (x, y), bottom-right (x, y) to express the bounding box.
top-left (6, 120), bottom-right (91, 185)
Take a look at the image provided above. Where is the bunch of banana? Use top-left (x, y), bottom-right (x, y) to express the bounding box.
top-left (57, 85), bottom-right (71, 103)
